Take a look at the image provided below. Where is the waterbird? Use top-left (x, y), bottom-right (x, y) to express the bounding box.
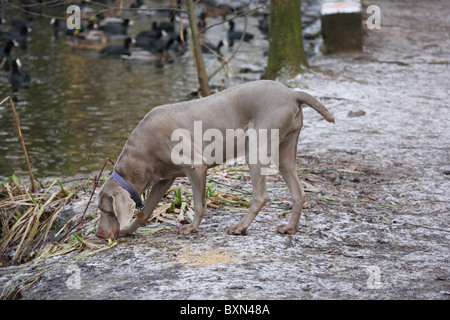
top-left (99, 18), bottom-right (131, 35)
top-left (227, 20), bottom-right (254, 46)
top-left (9, 59), bottom-right (31, 92)
top-left (135, 22), bottom-right (163, 49)
top-left (0, 26), bottom-right (30, 49)
top-left (201, 40), bottom-right (225, 56)
top-left (69, 31), bottom-right (108, 50)
top-left (0, 40), bottom-right (18, 71)
top-left (197, 11), bottom-right (208, 31)
top-left (164, 28), bottom-right (188, 54)
top-left (11, 17), bottom-right (33, 31)
top-left (51, 18), bottom-right (68, 38)
top-left (121, 48), bottom-right (169, 67)
top-left (99, 37), bottom-right (134, 57)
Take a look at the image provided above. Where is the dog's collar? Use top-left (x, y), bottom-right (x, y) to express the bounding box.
top-left (110, 172), bottom-right (145, 211)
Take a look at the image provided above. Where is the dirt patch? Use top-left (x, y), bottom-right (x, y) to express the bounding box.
top-left (174, 246), bottom-right (239, 267)
top-left (1, 0), bottom-right (449, 300)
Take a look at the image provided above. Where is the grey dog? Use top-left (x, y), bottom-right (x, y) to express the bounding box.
top-left (96, 80), bottom-right (334, 239)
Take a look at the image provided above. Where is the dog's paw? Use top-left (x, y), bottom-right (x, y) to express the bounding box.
top-left (277, 224), bottom-right (297, 234)
top-left (178, 224), bottom-right (198, 235)
top-left (227, 224), bottom-right (247, 235)
top-left (118, 228), bottom-right (134, 237)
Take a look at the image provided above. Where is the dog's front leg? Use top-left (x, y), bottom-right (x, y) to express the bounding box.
top-left (119, 178), bottom-right (175, 237)
top-left (178, 165), bottom-right (207, 235)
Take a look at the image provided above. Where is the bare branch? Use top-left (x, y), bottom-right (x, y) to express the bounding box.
top-left (200, 5), bottom-right (264, 35)
top-left (207, 1), bottom-right (257, 82)
top-left (4, 2), bottom-right (187, 22)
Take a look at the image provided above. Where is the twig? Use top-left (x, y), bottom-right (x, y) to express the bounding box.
top-left (400, 222), bottom-right (450, 234)
top-left (57, 158), bottom-right (110, 243)
top-left (0, 97), bottom-right (35, 193)
top-left (210, 179), bottom-right (252, 195)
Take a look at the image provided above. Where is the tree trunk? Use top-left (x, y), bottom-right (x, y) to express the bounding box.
top-left (186, 0), bottom-right (211, 97)
top-left (265, 0), bottom-right (308, 80)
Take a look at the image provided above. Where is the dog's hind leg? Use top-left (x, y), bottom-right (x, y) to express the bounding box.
top-left (277, 132), bottom-right (305, 234)
top-left (227, 163), bottom-right (269, 235)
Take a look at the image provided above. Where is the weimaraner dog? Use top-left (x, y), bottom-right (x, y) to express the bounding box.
top-left (96, 80), bottom-right (334, 239)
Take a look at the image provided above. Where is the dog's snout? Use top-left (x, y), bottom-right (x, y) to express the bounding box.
top-left (96, 229), bottom-right (105, 239)
top-left (96, 229), bottom-right (118, 240)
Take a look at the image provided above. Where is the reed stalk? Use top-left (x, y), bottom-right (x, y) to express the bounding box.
top-left (0, 97), bottom-right (35, 193)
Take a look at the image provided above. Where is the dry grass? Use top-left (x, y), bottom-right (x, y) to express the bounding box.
top-left (0, 178), bottom-right (85, 263)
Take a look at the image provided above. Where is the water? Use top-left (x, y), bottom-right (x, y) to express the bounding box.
top-left (0, 1), bottom-right (320, 180)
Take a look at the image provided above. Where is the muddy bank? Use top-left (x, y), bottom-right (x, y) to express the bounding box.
top-left (1, 0), bottom-right (449, 300)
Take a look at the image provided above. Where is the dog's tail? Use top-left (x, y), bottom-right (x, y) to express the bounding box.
top-left (294, 91), bottom-right (335, 123)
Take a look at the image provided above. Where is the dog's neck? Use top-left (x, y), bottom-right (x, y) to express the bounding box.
top-left (111, 172), bottom-right (145, 210)
top-left (114, 157), bottom-right (153, 197)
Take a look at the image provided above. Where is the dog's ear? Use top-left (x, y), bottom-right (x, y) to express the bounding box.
top-left (112, 189), bottom-right (135, 229)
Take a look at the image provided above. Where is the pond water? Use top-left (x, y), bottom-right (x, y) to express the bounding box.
top-left (0, 0), bottom-right (320, 180)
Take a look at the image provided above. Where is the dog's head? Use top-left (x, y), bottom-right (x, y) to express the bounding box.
top-left (96, 179), bottom-right (135, 239)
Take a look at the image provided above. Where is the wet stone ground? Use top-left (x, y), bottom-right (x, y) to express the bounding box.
top-left (1, 0), bottom-right (449, 300)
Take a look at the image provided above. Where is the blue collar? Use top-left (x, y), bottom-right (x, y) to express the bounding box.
top-left (110, 172), bottom-right (145, 211)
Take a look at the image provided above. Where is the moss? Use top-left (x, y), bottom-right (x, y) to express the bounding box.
top-left (266, 0), bottom-right (308, 80)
